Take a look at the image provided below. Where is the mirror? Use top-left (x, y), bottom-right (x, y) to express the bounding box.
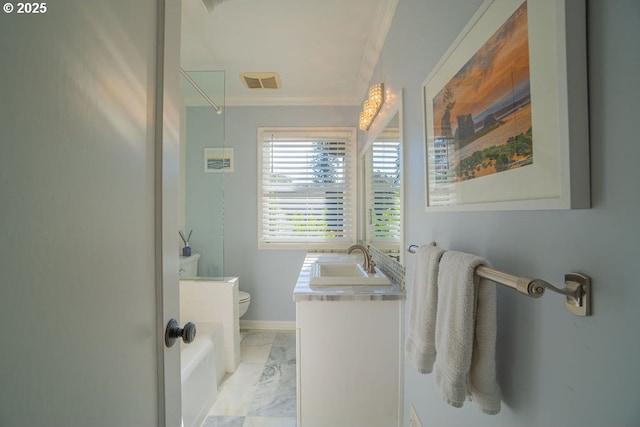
top-left (360, 94), bottom-right (404, 265)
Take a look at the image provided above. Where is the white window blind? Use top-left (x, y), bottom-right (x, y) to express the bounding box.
top-left (367, 139), bottom-right (401, 244)
top-left (258, 128), bottom-right (357, 249)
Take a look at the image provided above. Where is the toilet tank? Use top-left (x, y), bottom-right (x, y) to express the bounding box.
top-left (179, 253), bottom-right (201, 278)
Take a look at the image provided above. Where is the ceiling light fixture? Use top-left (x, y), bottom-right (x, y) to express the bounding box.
top-left (359, 83), bottom-right (384, 131)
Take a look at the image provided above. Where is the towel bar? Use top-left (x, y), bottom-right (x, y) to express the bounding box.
top-left (407, 244), bottom-right (592, 316)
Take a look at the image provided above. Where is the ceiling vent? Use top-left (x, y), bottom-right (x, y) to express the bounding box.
top-left (240, 72), bottom-right (282, 90)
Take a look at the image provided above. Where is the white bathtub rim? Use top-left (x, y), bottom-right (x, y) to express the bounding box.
top-left (180, 322), bottom-right (223, 379)
top-left (180, 276), bottom-right (238, 283)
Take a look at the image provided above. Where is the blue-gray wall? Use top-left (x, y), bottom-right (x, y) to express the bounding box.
top-left (221, 106), bottom-right (359, 320)
top-left (373, 0), bottom-right (639, 426)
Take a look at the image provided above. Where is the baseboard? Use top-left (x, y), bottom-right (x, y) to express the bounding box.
top-left (240, 320), bottom-right (296, 331)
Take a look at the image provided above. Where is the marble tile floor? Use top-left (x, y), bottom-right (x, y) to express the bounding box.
top-left (201, 330), bottom-right (297, 427)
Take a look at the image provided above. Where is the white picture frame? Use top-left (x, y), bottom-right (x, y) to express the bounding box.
top-left (204, 147), bottom-right (234, 173)
top-left (423, 0), bottom-right (590, 211)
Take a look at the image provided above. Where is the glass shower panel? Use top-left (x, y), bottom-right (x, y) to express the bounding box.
top-left (181, 70), bottom-right (226, 277)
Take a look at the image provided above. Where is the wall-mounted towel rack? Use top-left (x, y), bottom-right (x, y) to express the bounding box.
top-left (407, 244), bottom-right (592, 316)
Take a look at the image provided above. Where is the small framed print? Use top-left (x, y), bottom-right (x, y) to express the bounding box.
top-left (204, 147), bottom-right (234, 173)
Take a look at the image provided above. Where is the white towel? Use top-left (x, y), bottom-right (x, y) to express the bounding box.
top-left (405, 244), bottom-right (445, 374)
top-left (432, 251), bottom-right (501, 415)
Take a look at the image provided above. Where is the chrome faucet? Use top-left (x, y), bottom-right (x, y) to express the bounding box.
top-left (347, 244), bottom-right (376, 274)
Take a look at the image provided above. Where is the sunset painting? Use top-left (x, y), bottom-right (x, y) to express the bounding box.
top-left (432, 1), bottom-right (532, 182)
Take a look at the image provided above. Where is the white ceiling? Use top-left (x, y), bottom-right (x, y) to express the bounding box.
top-left (180, 0), bottom-right (398, 107)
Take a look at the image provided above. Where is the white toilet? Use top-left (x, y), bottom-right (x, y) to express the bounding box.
top-left (238, 291), bottom-right (251, 318)
top-left (179, 253), bottom-right (201, 278)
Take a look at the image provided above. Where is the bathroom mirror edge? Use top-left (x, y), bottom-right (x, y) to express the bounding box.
top-left (359, 89), bottom-right (405, 266)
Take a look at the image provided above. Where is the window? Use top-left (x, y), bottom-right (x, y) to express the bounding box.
top-left (258, 127), bottom-right (357, 249)
top-left (365, 138), bottom-right (401, 246)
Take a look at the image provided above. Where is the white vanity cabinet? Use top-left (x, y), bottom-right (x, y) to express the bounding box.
top-left (294, 254), bottom-right (404, 427)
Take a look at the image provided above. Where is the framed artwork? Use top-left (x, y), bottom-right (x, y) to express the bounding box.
top-left (423, 0), bottom-right (590, 211)
top-left (204, 147), bottom-right (234, 173)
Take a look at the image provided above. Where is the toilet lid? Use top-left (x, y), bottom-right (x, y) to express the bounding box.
top-left (239, 291), bottom-right (250, 302)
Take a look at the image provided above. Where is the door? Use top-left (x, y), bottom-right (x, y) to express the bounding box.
top-left (0, 1), bottom-right (182, 426)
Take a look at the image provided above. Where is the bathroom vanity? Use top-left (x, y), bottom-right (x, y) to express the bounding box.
top-left (293, 253), bottom-right (405, 427)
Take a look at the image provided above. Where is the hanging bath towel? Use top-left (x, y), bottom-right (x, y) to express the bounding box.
top-left (405, 244), bottom-right (445, 373)
top-left (432, 251), bottom-right (501, 415)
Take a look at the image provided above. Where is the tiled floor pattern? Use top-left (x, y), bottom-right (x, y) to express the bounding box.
top-left (202, 330), bottom-right (297, 427)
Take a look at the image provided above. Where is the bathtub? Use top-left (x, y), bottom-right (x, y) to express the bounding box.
top-left (180, 277), bottom-right (241, 374)
top-left (181, 322), bottom-right (225, 427)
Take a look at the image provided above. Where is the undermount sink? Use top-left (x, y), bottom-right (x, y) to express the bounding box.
top-left (309, 261), bottom-right (391, 287)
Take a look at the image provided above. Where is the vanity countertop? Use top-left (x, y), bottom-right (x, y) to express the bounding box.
top-left (293, 253), bottom-right (405, 302)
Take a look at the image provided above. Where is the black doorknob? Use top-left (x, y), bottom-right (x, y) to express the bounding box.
top-left (165, 318), bottom-right (197, 348)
